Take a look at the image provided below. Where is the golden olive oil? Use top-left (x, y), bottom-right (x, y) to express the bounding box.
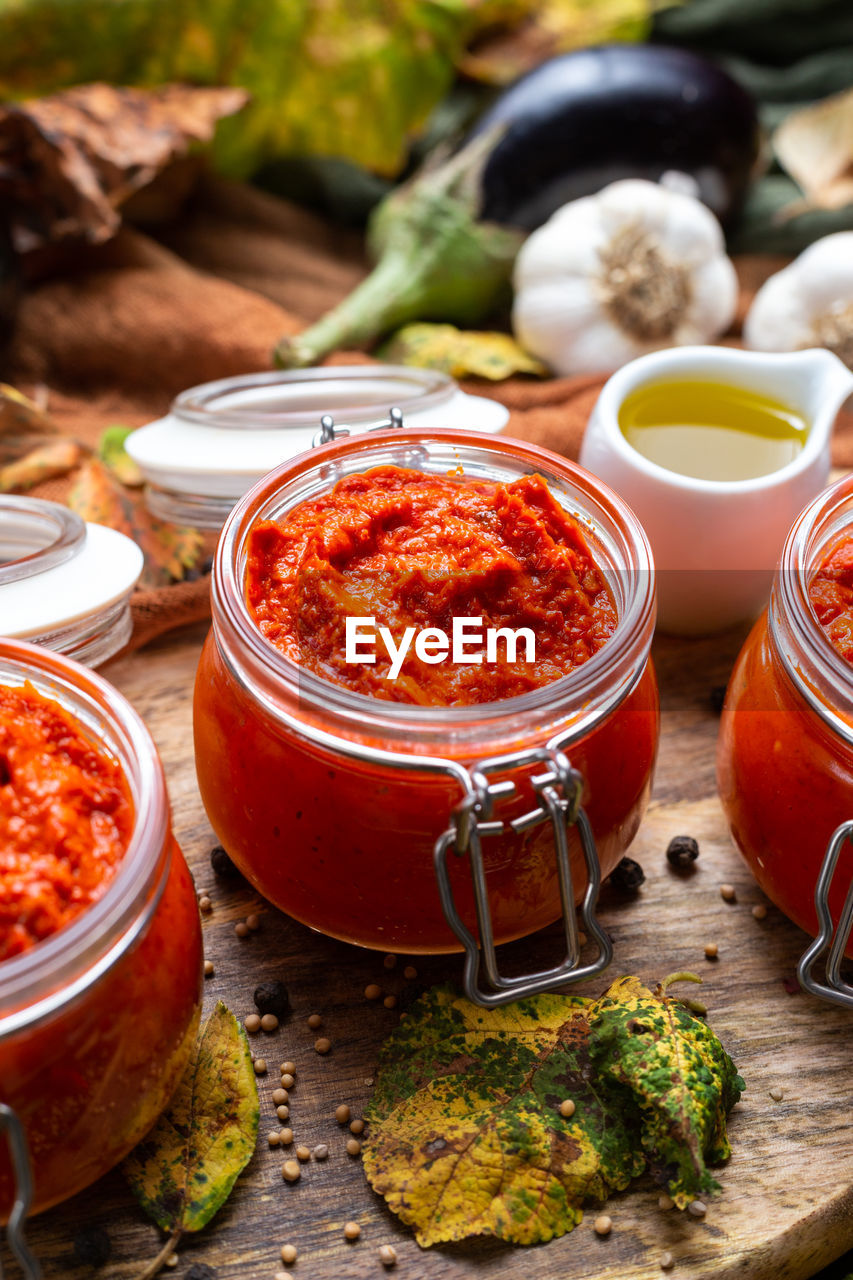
top-left (618, 381), bottom-right (809, 482)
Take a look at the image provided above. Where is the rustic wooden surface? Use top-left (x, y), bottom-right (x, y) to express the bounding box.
top-left (8, 619), bottom-right (853, 1280)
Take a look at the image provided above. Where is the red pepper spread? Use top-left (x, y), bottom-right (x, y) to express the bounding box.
top-left (809, 535), bottom-right (853, 663)
top-left (0, 683), bottom-right (133, 961)
top-left (246, 466), bottom-right (617, 705)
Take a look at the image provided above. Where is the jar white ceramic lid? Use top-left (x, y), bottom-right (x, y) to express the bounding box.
top-left (126, 365), bottom-right (510, 529)
top-left (0, 497), bottom-right (143, 667)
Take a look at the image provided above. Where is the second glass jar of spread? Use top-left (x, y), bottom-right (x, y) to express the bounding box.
top-left (718, 473), bottom-right (853, 952)
top-left (193, 429), bottom-right (658, 990)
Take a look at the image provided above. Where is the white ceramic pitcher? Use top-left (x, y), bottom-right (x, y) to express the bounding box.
top-left (580, 346), bottom-right (853, 635)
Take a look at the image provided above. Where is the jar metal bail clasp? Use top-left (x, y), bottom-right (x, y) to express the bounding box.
top-left (434, 746), bottom-right (613, 1007)
top-left (313, 405), bottom-right (405, 448)
top-left (0, 1104), bottom-right (40, 1280)
top-left (798, 820), bottom-right (853, 1008)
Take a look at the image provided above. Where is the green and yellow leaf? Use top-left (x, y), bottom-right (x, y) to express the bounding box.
top-left (124, 1001), bottom-right (259, 1236)
top-left (363, 978), bottom-right (743, 1247)
top-left (98, 425), bottom-right (144, 487)
top-left (378, 323), bottom-right (546, 380)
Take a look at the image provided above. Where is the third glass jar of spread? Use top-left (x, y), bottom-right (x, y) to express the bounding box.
top-left (193, 429), bottom-right (658, 993)
top-left (718, 472), bottom-right (853, 950)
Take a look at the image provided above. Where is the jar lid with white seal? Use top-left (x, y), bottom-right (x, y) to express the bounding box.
top-left (0, 496), bottom-right (143, 667)
top-left (125, 365), bottom-right (509, 530)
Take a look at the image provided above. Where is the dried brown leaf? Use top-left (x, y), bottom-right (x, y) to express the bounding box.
top-left (774, 87), bottom-right (853, 215)
top-left (68, 457), bottom-right (203, 588)
top-left (0, 438), bottom-right (84, 492)
top-left (0, 83), bottom-right (249, 253)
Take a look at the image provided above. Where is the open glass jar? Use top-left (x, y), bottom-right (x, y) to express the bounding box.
top-left (718, 473), bottom-right (853, 991)
top-left (194, 429), bottom-right (658, 1003)
top-left (127, 365), bottom-right (508, 530)
top-left (0, 639), bottom-right (202, 1228)
top-left (0, 496), bottom-right (142, 667)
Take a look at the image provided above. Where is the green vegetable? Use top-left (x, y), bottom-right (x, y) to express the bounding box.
top-left (273, 132), bottom-right (523, 369)
top-left (362, 976), bottom-right (744, 1247)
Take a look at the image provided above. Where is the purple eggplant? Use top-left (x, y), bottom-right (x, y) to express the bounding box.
top-left (470, 44), bottom-right (760, 230)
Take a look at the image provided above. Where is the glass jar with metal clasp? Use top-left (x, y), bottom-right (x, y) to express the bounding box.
top-left (193, 420), bottom-right (659, 1006)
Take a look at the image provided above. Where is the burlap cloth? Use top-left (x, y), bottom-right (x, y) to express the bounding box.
top-left (4, 172), bottom-right (851, 651)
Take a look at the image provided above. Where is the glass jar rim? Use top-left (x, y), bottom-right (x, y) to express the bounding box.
top-left (772, 472), bottom-right (853, 741)
top-left (172, 365), bottom-right (456, 432)
top-left (0, 496), bottom-right (85, 587)
top-left (212, 427), bottom-right (656, 753)
top-left (0, 638), bottom-right (170, 1036)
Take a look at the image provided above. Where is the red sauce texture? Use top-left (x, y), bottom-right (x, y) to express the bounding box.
top-left (809, 534), bottom-right (853, 662)
top-left (0, 683), bottom-right (133, 961)
top-left (246, 466), bottom-right (617, 705)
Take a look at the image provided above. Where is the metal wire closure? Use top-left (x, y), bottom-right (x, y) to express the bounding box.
top-left (0, 1104), bottom-right (40, 1280)
top-left (798, 820), bottom-right (853, 1007)
top-left (312, 405), bottom-right (405, 447)
top-left (434, 746), bottom-right (613, 1006)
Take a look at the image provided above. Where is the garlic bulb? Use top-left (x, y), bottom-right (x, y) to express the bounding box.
top-left (511, 179), bottom-right (738, 377)
top-left (744, 232), bottom-right (853, 369)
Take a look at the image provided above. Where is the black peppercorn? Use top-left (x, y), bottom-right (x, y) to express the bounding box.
top-left (710, 685), bottom-right (726, 715)
top-left (185, 1266), bottom-right (218, 1280)
top-left (253, 980), bottom-right (291, 1018)
top-left (666, 835), bottom-right (700, 870)
top-left (209, 844), bottom-right (243, 881)
top-left (72, 1225), bottom-right (111, 1267)
top-left (608, 856), bottom-right (645, 894)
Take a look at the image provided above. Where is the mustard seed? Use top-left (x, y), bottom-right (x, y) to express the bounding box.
top-left (350, 1119), bottom-right (365, 1135)
top-left (593, 1215), bottom-right (612, 1236)
top-left (314, 1037), bottom-right (331, 1054)
top-left (261, 1013), bottom-right (279, 1032)
top-left (379, 1244), bottom-right (398, 1267)
top-left (296, 1145), bottom-right (311, 1162)
top-left (198, 895), bottom-right (212, 914)
top-left (383, 995), bottom-right (397, 1010)
top-left (203, 960), bottom-right (214, 977)
top-left (246, 913), bottom-right (261, 931)
top-left (244, 1014), bottom-right (262, 1034)
top-left (281, 1061), bottom-right (296, 1075)
top-left (282, 1160), bottom-right (300, 1182)
top-left (235, 921), bottom-right (249, 938)
top-left (383, 954), bottom-right (397, 969)
top-left (704, 943), bottom-right (718, 960)
top-left (660, 1252), bottom-right (675, 1270)
top-left (769, 1087), bottom-right (784, 1102)
top-left (280, 1127), bottom-right (294, 1145)
top-left (719, 883), bottom-right (737, 902)
top-left (276, 1105), bottom-right (289, 1121)
top-left (268, 1131), bottom-right (281, 1148)
top-left (403, 965), bottom-right (417, 980)
top-left (688, 1200), bottom-right (707, 1218)
top-left (344, 1222), bottom-right (361, 1241)
top-left (273, 1087), bottom-right (288, 1105)
top-left (165, 1256), bottom-right (178, 1269)
top-left (657, 1194), bottom-right (674, 1211)
top-left (254, 1058), bottom-right (267, 1075)
top-left (365, 984), bottom-right (382, 1000)
top-left (313, 1143), bottom-right (329, 1160)
top-left (346, 1138), bottom-right (362, 1156)
top-left (559, 1099), bottom-right (575, 1118)
top-left (335, 1104), bottom-right (351, 1124)
top-left (752, 904), bottom-right (768, 920)
top-left (281, 1072), bottom-right (295, 1089)
top-left (280, 1244), bottom-right (298, 1265)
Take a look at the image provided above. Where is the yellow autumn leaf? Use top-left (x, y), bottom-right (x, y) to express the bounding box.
top-left (363, 979), bottom-right (744, 1247)
top-left (379, 322), bottom-right (546, 380)
top-left (124, 1001), bottom-right (259, 1237)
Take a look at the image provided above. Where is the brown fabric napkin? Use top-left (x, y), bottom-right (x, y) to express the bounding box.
top-left (3, 173), bottom-right (851, 650)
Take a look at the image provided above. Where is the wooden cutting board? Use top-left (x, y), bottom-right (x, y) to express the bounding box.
top-left (9, 622), bottom-right (853, 1280)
